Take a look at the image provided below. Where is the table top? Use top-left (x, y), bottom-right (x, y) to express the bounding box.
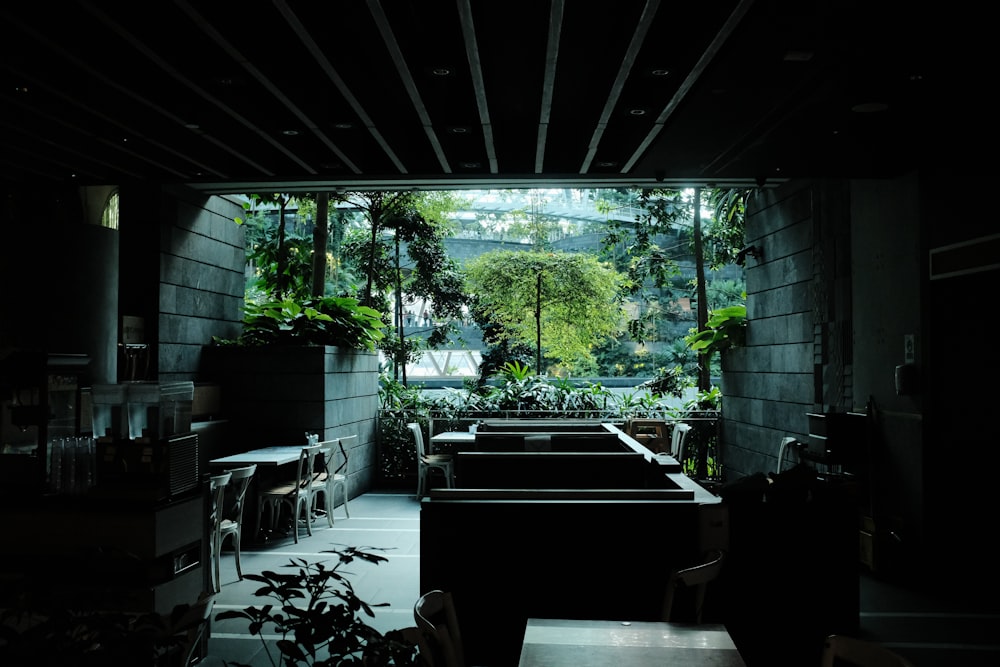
top-left (209, 445), bottom-right (329, 467)
top-left (517, 618), bottom-right (746, 667)
top-left (430, 431), bottom-right (476, 444)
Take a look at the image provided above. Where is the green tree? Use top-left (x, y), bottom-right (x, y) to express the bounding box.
top-left (239, 194), bottom-right (314, 302)
top-left (465, 250), bottom-right (626, 375)
top-left (336, 190), bottom-right (470, 382)
top-left (596, 187), bottom-right (753, 387)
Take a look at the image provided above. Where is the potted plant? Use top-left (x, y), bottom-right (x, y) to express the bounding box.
top-left (212, 297), bottom-right (385, 351)
top-left (215, 546), bottom-right (422, 666)
top-left (201, 296), bottom-right (386, 453)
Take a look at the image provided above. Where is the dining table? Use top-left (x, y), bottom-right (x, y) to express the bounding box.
top-left (208, 444), bottom-right (333, 543)
top-left (428, 431), bottom-right (476, 453)
top-left (517, 618), bottom-right (747, 667)
top-left (209, 445), bottom-right (330, 468)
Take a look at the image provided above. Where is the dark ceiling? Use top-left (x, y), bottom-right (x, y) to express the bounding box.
top-left (1, 1), bottom-right (953, 195)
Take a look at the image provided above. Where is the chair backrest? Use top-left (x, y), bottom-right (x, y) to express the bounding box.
top-left (315, 438), bottom-right (349, 476)
top-left (820, 634), bottom-right (915, 667)
top-left (222, 464), bottom-right (256, 524)
top-left (414, 589), bottom-right (465, 667)
top-left (408, 423), bottom-right (427, 459)
top-left (670, 422), bottom-right (693, 460)
top-left (661, 548), bottom-right (726, 623)
top-left (393, 626), bottom-right (436, 667)
top-left (209, 472), bottom-right (232, 530)
top-left (293, 444), bottom-right (323, 494)
top-left (776, 436), bottom-right (799, 474)
top-left (157, 592), bottom-right (215, 667)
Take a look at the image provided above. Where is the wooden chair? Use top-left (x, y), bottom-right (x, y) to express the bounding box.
top-left (311, 436), bottom-right (353, 526)
top-left (257, 443), bottom-right (321, 543)
top-left (627, 418), bottom-right (668, 451)
top-left (820, 634), bottom-right (915, 667)
top-left (413, 589), bottom-right (466, 667)
top-left (149, 592), bottom-right (216, 667)
top-left (661, 548), bottom-right (726, 624)
top-left (216, 464), bottom-right (256, 588)
top-left (207, 472), bottom-right (231, 594)
top-left (409, 423), bottom-right (454, 499)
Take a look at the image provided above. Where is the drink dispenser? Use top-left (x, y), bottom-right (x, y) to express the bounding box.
top-left (90, 384), bottom-right (128, 441)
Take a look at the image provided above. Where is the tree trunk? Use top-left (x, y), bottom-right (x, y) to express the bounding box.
top-left (693, 187), bottom-right (711, 391)
top-left (535, 271), bottom-right (542, 374)
top-left (275, 196), bottom-right (289, 298)
top-left (312, 192), bottom-right (329, 297)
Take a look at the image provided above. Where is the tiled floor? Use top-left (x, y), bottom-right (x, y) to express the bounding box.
top-left (206, 490), bottom-right (422, 666)
top-left (204, 490), bottom-right (1000, 667)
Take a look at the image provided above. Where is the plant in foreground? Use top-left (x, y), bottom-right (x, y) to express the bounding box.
top-left (215, 546), bottom-right (421, 666)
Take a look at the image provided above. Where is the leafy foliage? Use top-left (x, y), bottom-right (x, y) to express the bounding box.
top-left (215, 547), bottom-right (421, 666)
top-left (0, 588), bottom-right (209, 667)
top-left (214, 297), bottom-right (385, 351)
top-left (685, 304), bottom-right (747, 356)
top-left (465, 250), bottom-right (626, 373)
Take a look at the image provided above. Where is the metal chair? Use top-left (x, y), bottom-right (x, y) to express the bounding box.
top-left (409, 423), bottom-right (455, 498)
top-left (414, 589), bottom-right (466, 667)
top-left (257, 443), bottom-right (321, 543)
top-left (661, 548), bottom-right (726, 624)
top-left (216, 464), bottom-right (256, 588)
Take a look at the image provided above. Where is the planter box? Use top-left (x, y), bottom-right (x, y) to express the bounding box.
top-left (200, 345), bottom-right (380, 495)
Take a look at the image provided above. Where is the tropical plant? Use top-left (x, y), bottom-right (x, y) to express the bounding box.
top-left (215, 547), bottom-right (421, 667)
top-left (335, 190), bottom-right (469, 382)
top-left (212, 297), bottom-right (385, 351)
top-left (636, 365), bottom-right (694, 399)
top-left (684, 304), bottom-right (747, 357)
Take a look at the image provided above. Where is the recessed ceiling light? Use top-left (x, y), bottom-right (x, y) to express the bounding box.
top-left (650, 69), bottom-right (669, 77)
top-left (431, 67), bottom-right (452, 76)
top-left (334, 122), bottom-right (354, 130)
top-left (460, 161), bottom-right (481, 169)
top-left (449, 127), bottom-right (469, 134)
top-left (784, 51), bottom-right (814, 62)
top-left (629, 108), bottom-right (647, 116)
top-left (851, 102), bottom-right (889, 113)
top-left (282, 129), bottom-right (300, 136)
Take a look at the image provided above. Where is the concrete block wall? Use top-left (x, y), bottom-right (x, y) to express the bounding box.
top-left (156, 187), bottom-right (245, 383)
top-left (720, 182), bottom-right (820, 479)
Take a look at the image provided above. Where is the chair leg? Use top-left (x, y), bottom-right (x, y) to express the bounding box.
top-left (302, 499), bottom-right (312, 539)
top-left (233, 531), bottom-right (243, 580)
top-left (212, 536), bottom-right (221, 593)
top-left (341, 482), bottom-right (350, 519)
top-left (326, 486), bottom-right (335, 528)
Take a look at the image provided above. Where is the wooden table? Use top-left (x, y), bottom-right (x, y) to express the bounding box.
top-left (517, 618), bottom-right (746, 667)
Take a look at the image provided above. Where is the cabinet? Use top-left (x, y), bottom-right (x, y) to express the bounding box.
top-left (0, 351), bottom-right (91, 496)
top-left (0, 488), bottom-right (208, 616)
